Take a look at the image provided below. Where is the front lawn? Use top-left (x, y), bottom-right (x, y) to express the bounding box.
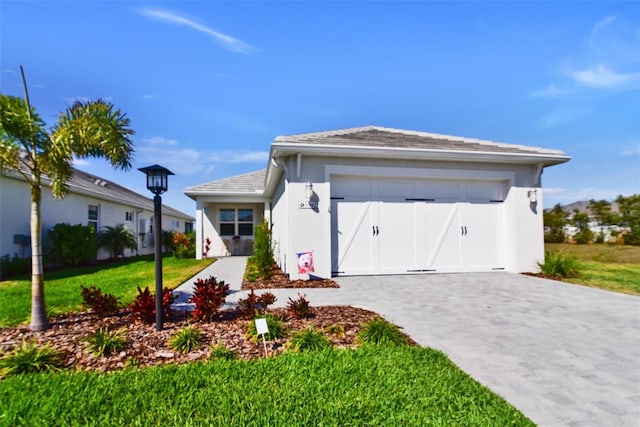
top-left (0, 256), bottom-right (215, 328)
top-left (545, 244), bottom-right (640, 295)
top-left (0, 346), bottom-right (533, 426)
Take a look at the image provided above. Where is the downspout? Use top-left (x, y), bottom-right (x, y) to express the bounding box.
top-left (533, 163), bottom-right (544, 186)
top-left (272, 156), bottom-right (290, 275)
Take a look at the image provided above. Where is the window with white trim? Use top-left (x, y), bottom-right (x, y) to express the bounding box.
top-left (88, 204), bottom-right (99, 231)
top-left (219, 208), bottom-right (254, 237)
top-left (125, 211), bottom-right (133, 222)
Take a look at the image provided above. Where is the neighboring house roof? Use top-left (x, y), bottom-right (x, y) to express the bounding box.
top-left (272, 126), bottom-right (569, 162)
top-left (2, 167), bottom-right (194, 221)
top-left (184, 169), bottom-right (266, 199)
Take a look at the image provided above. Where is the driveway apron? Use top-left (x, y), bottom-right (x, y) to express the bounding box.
top-left (176, 261), bottom-right (640, 426)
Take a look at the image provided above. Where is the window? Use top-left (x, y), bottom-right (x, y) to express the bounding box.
top-left (185, 222), bottom-right (193, 233)
top-left (88, 204), bottom-right (99, 231)
top-left (125, 211), bottom-right (133, 222)
top-left (219, 208), bottom-right (254, 236)
top-left (171, 220), bottom-right (179, 229)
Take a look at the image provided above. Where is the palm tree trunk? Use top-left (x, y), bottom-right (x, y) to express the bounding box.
top-left (29, 182), bottom-right (49, 331)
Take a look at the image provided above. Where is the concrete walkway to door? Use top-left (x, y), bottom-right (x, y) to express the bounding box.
top-left (174, 258), bottom-right (640, 426)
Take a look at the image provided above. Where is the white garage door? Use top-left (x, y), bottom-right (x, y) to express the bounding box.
top-left (330, 176), bottom-right (506, 276)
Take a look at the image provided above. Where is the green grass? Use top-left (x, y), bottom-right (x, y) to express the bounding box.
top-left (0, 346), bottom-right (533, 426)
top-left (0, 255), bottom-right (215, 328)
top-left (545, 244), bottom-right (640, 295)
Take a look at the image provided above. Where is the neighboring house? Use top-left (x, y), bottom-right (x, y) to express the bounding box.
top-left (1, 167), bottom-right (194, 260)
top-left (186, 126), bottom-right (570, 279)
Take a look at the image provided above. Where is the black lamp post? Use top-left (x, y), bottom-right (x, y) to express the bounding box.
top-left (138, 164), bottom-right (174, 331)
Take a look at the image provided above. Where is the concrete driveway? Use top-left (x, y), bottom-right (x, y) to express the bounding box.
top-left (176, 259), bottom-right (640, 426)
top-left (266, 272), bottom-right (640, 426)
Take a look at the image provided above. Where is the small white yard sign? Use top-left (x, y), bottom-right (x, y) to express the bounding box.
top-left (255, 317), bottom-right (269, 357)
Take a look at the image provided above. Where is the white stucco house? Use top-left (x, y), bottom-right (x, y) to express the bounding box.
top-left (186, 126), bottom-right (570, 279)
top-left (1, 167), bottom-right (194, 261)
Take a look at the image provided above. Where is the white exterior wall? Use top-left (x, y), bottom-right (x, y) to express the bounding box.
top-left (1, 175), bottom-right (191, 261)
top-left (271, 155), bottom-right (545, 279)
top-left (270, 177), bottom-right (289, 272)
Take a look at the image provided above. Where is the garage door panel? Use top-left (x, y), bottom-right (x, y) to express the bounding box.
top-left (333, 201), bottom-right (375, 274)
top-left (463, 203), bottom-right (504, 269)
top-left (425, 203), bottom-right (462, 269)
top-left (378, 202), bottom-right (419, 272)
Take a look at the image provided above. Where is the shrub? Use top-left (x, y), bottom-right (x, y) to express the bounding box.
top-left (325, 324), bottom-right (346, 338)
top-left (287, 293), bottom-right (312, 319)
top-left (253, 222), bottom-right (274, 279)
top-left (357, 317), bottom-right (409, 347)
top-left (189, 276), bottom-right (230, 322)
top-left (0, 340), bottom-right (65, 379)
top-left (287, 326), bottom-right (331, 353)
top-left (209, 343), bottom-right (238, 361)
top-left (45, 223), bottom-right (97, 267)
top-left (169, 325), bottom-right (203, 353)
top-left (162, 230), bottom-right (176, 253)
top-left (80, 285), bottom-right (119, 317)
top-left (0, 253), bottom-right (30, 280)
top-left (130, 286), bottom-right (176, 323)
top-left (245, 314), bottom-right (287, 341)
top-left (538, 251), bottom-right (581, 278)
top-left (237, 289), bottom-right (277, 320)
top-left (173, 231), bottom-right (196, 259)
top-left (97, 224), bottom-right (137, 258)
top-left (244, 257), bottom-right (260, 282)
top-left (83, 327), bottom-right (127, 357)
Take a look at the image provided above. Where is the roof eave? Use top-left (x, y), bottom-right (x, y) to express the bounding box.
top-left (270, 143), bottom-right (571, 166)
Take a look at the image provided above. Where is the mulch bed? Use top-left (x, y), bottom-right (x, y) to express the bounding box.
top-left (241, 265), bottom-right (340, 290)
top-left (0, 305), bottom-right (394, 373)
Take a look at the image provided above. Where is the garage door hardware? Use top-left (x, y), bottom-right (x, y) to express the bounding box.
top-left (461, 226), bottom-right (468, 236)
top-left (372, 226), bottom-right (379, 236)
top-left (405, 198), bottom-right (436, 202)
top-left (406, 269), bottom-right (437, 272)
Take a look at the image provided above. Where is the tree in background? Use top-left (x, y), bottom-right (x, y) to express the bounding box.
top-left (543, 203), bottom-right (568, 243)
top-left (617, 194), bottom-right (640, 245)
top-left (97, 224), bottom-right (138, 259)
top-left (571, 210), bottom-right (593, 244)
top-left (0, 80), bottom-right (133, 331)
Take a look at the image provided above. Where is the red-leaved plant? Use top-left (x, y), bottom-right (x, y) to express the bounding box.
top-left (188, 276), bottom-right (230, 322)
top-left (203, 237), bottom-right (212, 258)
top-left (130, 286), bottom-right (176, 323)
top-left (287, 293), bottom-right (312, 319)
top-left (80, 285), bottom-right (119, 318)
top-left (237, 289), bottom-right (277, 319)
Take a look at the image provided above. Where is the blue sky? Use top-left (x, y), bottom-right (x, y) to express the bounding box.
top-left (1, 1), bottom-right (638, 215)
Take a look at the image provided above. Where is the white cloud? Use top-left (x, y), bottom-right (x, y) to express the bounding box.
top-left (570, 64), bottom-right (640, 89)
top-left (620, 144), bottom-right (640, 156)
top-left (73, 158), bottom-right (90, 166)
top-left (137, 8), bottom-right (257, 55)
top-left (542, 187), bottom-right (566, 196)
top-left (142, 94), bottom-right (157, 102)
top-left (539, 106), bottom-right (589, 128)
top-left (228, 151), bottom-right (269, 163)
top-left (135, 138), bottom-right (268, 176)
top-left (532, 15), bottom-right (640, 96)
top-left (142, 136), bottom-right (179, 146)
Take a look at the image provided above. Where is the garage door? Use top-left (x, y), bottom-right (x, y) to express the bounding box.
top-left (330, 176), bottom-right (506, 276)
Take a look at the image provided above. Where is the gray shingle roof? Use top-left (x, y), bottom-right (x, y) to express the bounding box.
top-left (65, 168), bottom-right (193, 220)
top-left (185, 169), bottom-right (266, 195)
top-left (274, 126), bottom-right (566, 156)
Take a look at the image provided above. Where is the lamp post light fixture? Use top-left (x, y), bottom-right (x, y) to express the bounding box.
top-left (527, 188), bottom-right (538, 204)
top-left (138, 164), bottom-right (174, 331)
top-left (305, 182), bottom-right (314, 201)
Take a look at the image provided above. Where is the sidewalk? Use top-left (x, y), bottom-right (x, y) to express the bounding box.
top-left (172, 256), bottom-right (249, 311)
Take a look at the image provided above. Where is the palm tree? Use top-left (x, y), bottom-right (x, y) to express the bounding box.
top-left (0, 80), bottom-right (133, 331)
top-left (97, 224), bottom-right (138, 259)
